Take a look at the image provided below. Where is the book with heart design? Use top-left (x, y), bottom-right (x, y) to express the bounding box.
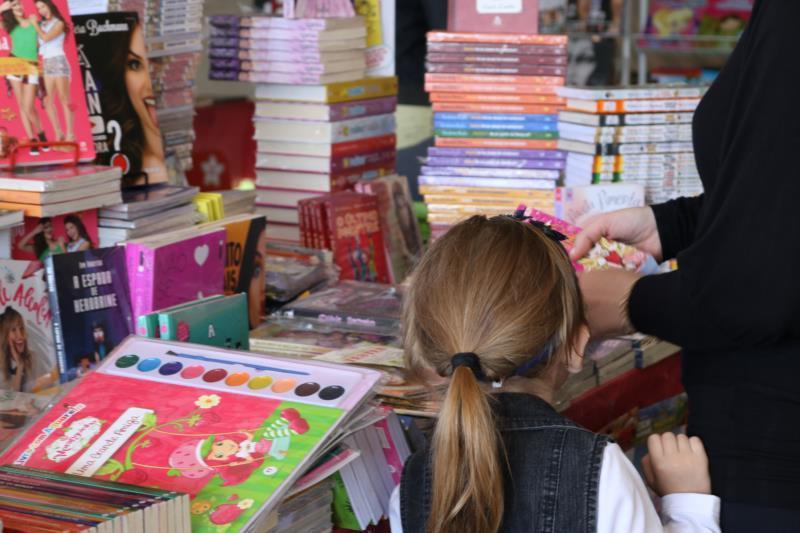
top-left (124, 226), bottom-right (226, 320)
top-left (45, 246), bottom-right (134, 382)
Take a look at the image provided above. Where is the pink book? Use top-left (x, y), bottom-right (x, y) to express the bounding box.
top-left (125, 227), bottom-right (226, 320)
top-left (447, 0), bottom-right (540, 34)
top-left (373, 413), bottom-right (406, 485)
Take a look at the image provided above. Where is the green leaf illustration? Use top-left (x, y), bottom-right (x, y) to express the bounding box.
top-left (140, 413), bottom-right (157, 430)
top-left (95, 459), bottom-right (124, 477)
top-left (167, 468), bottom-right (183, 477)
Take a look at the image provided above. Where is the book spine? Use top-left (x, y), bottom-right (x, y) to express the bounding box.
top-left (426, 52), bottom-right (568, 65)
top-left (44, 256), bottom-right (68, 383)
top-left (426, 31), bottom-right (568, 46)
top-left (432, 102), bottom-right (563, 114)
top-left (330, 160), bottom-right (396, 191)
top-left (331, 149), bottom-right (396, 173)
top-left (236, 71), bottom-right (366, 85)
top-left (425, 82), bottom-right (558, 95)
top-left (157, 313), bottom-right (177, 340)
top-left (331, 134), bottom-right (397, 157)
top-left (427, 147), bottom-right (566, 159)
top-left (298, 199), bottom-right (310, 248)
top-left (327, 76), bottom-right (399, 104)
top-left (425, 62), bottom-right (567, 76)
top-left (329, 96), bottom-right (398, 121)
top-left (574, 98), bottom-right (702, 114)
top-left (430, 92), bottom-right (565, 104)
top-left (426, 156), bottom-right (565, 170)
top-left (424, 73), bottom-right (564, 86)
top-left (434, 129), bottom-right (558, 140)
top-left (309, 198), bottom-right (323, 250)
top-left (136, 314), bottom-right (160, 338)
top-left (434, 137), bottom-right (558, 150)
top-left (421, 166), bottom-right (560, 179)
top-left (125, 243), bottom-right (154, 319)
top-left (434, 112), bottom-right (558, 123)
top-left (434, 121), bottom-right (558, 132)
top-left (426, 42), bottom-right (568, 56)
top-left (419, 175), bottom-right (557, 189)
top-left (331, 114), bottom-right (396, 143)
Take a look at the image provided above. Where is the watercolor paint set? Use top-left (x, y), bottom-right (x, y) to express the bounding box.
top-left (0, 336), bottom-right (382, 532)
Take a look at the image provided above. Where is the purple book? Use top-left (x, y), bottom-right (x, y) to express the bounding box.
top-left (421, 166), bottom-right (560, 180)
top-left (425, 156), bottom-right (565, 170)
top-left (211, 58), bottom-right (359, 75)
top-left (427, 147), bottom-right (567, 159)
top-left (419, 176), bottom-right (557, 189)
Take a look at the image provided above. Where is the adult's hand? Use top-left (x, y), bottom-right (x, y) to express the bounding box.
top-left (579, 269), bottom-right (641, 338)
top-left (571, 207), bottom-right (663, 263)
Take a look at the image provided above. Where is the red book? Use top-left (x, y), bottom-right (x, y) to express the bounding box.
top-left (322, 192), bottom-right (390, 283)
top-left (428, 31), bottom-right (567, 46)
top-left (332, 134), bottom-right (397, 157)
top-left (447, 0), bottom-right (540, 34)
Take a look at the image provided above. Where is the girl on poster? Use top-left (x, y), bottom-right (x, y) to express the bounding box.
top-left (29, 0), bottom-right (74, 144)
top-left (63, 213), bottom-right (92, 252)
top-left (16, 217), bottom-right (64, 262)
top-left (0, 0), bottom-right (46, 154)
top-left (0, 307), bottom-right (54, 392)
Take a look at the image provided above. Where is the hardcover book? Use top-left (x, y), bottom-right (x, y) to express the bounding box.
top-left (0, 260), bottom-right (57, 392)
top-left (447, 0), bottom-right (540, 34)
top-left (0, 336), bottom-right (382, 533)
top-left (137, 295), bottom-right (225, 338)
top-left (45, 246), bottom-right (133, 382)
top-left (159, 293), bottom-right (249, 350)
top-left (124, 226), bottom-right (226, 320)
top-left (72, 13), bottom-right (169, 187)
top-left (0, 0), bottom-right (95, 167)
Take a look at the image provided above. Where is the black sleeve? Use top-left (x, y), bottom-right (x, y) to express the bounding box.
top-left (649, 195), bottom-right (704, 261)
top-left (395, 0), bottom-right (447, 106)
top-left (628, 2), bottom-right (800, 351)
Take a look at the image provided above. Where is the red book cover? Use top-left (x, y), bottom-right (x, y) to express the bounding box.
top-left (447, 0), bottom-right (540, 34)
top-left (429, 31), bottom-right (568, 46)
top-left (331, 134), bottom-right (397, 157)
top-left (323, 192), bottom-right (390, 284)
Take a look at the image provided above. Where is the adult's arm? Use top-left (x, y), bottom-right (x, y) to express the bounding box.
top-left (650, 195), bottom-right (704, 261)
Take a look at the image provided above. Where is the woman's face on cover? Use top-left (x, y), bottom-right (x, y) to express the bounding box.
top-left (11, 1), bottom-right (23, 18)
top-left (7, 318), bottom-right (25, 356)
top-left (247, 229), bottom-right (267, 329)
top-left (42, 221), bottom-right (53, 240)
top-left (65, 221), bottom-right (78, 240)
top-left (126, 25), bottom-right (160, 148)
top-left (34, 1), bottom-right (50, 19)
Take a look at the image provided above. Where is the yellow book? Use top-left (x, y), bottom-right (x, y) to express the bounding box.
top-left (254, 76), bottom-right (398, 104)
top-left (423, 194), bottom-right (552, 207)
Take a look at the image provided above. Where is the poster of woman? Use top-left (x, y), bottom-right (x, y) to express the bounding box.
top-left (0, 0), bottom-right (94, 166)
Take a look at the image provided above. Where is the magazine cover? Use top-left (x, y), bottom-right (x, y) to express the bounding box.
top-left (73, 12), bottom-right (168, 187)
top-left (251, 318), bottom-right (400, 352)
top-left (0, 337), bottom-right (381, 532)
top-left (0, 389), bottom-right (52, 452)
top-left (10, 209), bottom-right (98, 264)
top-left (0, 259), bottom-right (57, 392)
top-left (45, 246), bottom-right (133, 382)
top-left (0, 0), bottom-right (94, 167)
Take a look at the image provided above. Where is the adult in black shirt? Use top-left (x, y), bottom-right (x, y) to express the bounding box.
top-left (573, 1), bottom-right (800, 530)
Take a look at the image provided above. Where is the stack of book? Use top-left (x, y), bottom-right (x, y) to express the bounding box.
top-left (0, 164), bottom-right (121, 225)
top-left (98, 184), bottom-right (199, 246)
top-left (422, 31), bottom-right (569, 239)
top-left (0, 466), bottom-right (190, 532)
top-left (555, 85), bottom-right (705, 204)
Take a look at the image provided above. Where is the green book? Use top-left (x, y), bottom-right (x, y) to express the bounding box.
top-left (135, 295), bottom-right (225, 338)
top-left (331, 472), bottom-right (361, 531)
top-left (158, 293), bottom-right (249, 350)
top-left (435, 128), bottom-right (558, 140)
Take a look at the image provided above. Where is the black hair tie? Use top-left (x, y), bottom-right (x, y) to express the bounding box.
top-left (451, 352), bottom-right (485, 381)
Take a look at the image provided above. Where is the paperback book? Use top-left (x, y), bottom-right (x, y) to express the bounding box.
top-left (11, 209), bottom-right (98, 264)
top-left (45, 246), bottom-right (134, 382)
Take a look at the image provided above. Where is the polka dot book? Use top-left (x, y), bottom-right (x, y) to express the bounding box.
top-left (0, 336), bottom-right (381, 532)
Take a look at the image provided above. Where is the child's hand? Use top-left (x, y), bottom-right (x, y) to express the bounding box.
top-left (642, 433), bottom-right (711, 496)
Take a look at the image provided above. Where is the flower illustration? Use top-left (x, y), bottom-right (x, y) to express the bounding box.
top-left (237, 499), bottom-right (254, 510)
top-left (195, 394), bottom-right (221, 409)
top-left (177, 321), bottom-right (191, 342)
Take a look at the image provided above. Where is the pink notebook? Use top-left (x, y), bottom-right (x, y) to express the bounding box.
top-left (125, 227), bottom-right (226, 319)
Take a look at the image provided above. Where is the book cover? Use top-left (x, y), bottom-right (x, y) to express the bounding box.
top-left (0, 0), bottom-right (94, 167)
top-left (554, 184), bottom-right (645, 224)
top-left (11, 209), bottom-right (98, 265)
top-left (0, 390), bottom-right (52, 452)
top-left (0, 260), bottom-right (56, 392)
top-left (356, 175), bottom-right (421, 284)
top-left (202, 215), bottom-right (267, 330)
top-left (322, 193), bottom-right (390, 284)
top-left (354, 0), bottom-right (395, 77)
top-left (447, 0), bottom-right (540, 34)
top-left (72, 13), bottom-right (168, 187)
top-left (124, 228), bottom-right (226, 320)
top-left (0, 336), bottom-right (382, 532)
top-left (159, 293), bottom-right (249, 350)
top-left (45, 246), bottom-right (133, 382)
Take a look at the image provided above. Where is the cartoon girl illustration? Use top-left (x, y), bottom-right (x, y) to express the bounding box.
top-left (0, 0), bottom-right (46, 155)
top-left (165, 408), bottom-right (309, 487)
top-left (63, 213), bottom-right (93, 252)
top-left (29, 0), bottom-right (73, 145)
top-left (17, 217), bottom-right (65, 262)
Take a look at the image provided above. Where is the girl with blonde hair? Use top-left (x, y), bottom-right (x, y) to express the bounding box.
top-left (389, 214), bottom-right (720, 533)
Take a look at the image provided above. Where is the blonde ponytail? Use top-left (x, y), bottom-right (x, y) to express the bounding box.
top-left (428, 365), bottom-right (504, 533)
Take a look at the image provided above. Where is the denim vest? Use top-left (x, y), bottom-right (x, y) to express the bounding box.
top-left (400, 393), bottom-right (610, 533)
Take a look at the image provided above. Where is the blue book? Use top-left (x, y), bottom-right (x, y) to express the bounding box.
top-left (434, 112), bottom-right (558, 123)
top-left (433, 120), bottom-right (559, 132)
top-left (46, 247), bottom-right (134, 382)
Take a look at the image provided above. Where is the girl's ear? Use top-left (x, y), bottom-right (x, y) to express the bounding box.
top-left (566, 325), bottom-right (589, 374)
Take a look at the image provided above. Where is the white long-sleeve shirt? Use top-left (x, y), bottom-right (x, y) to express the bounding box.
top-left (388, 443), bottom-right (720, 532)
